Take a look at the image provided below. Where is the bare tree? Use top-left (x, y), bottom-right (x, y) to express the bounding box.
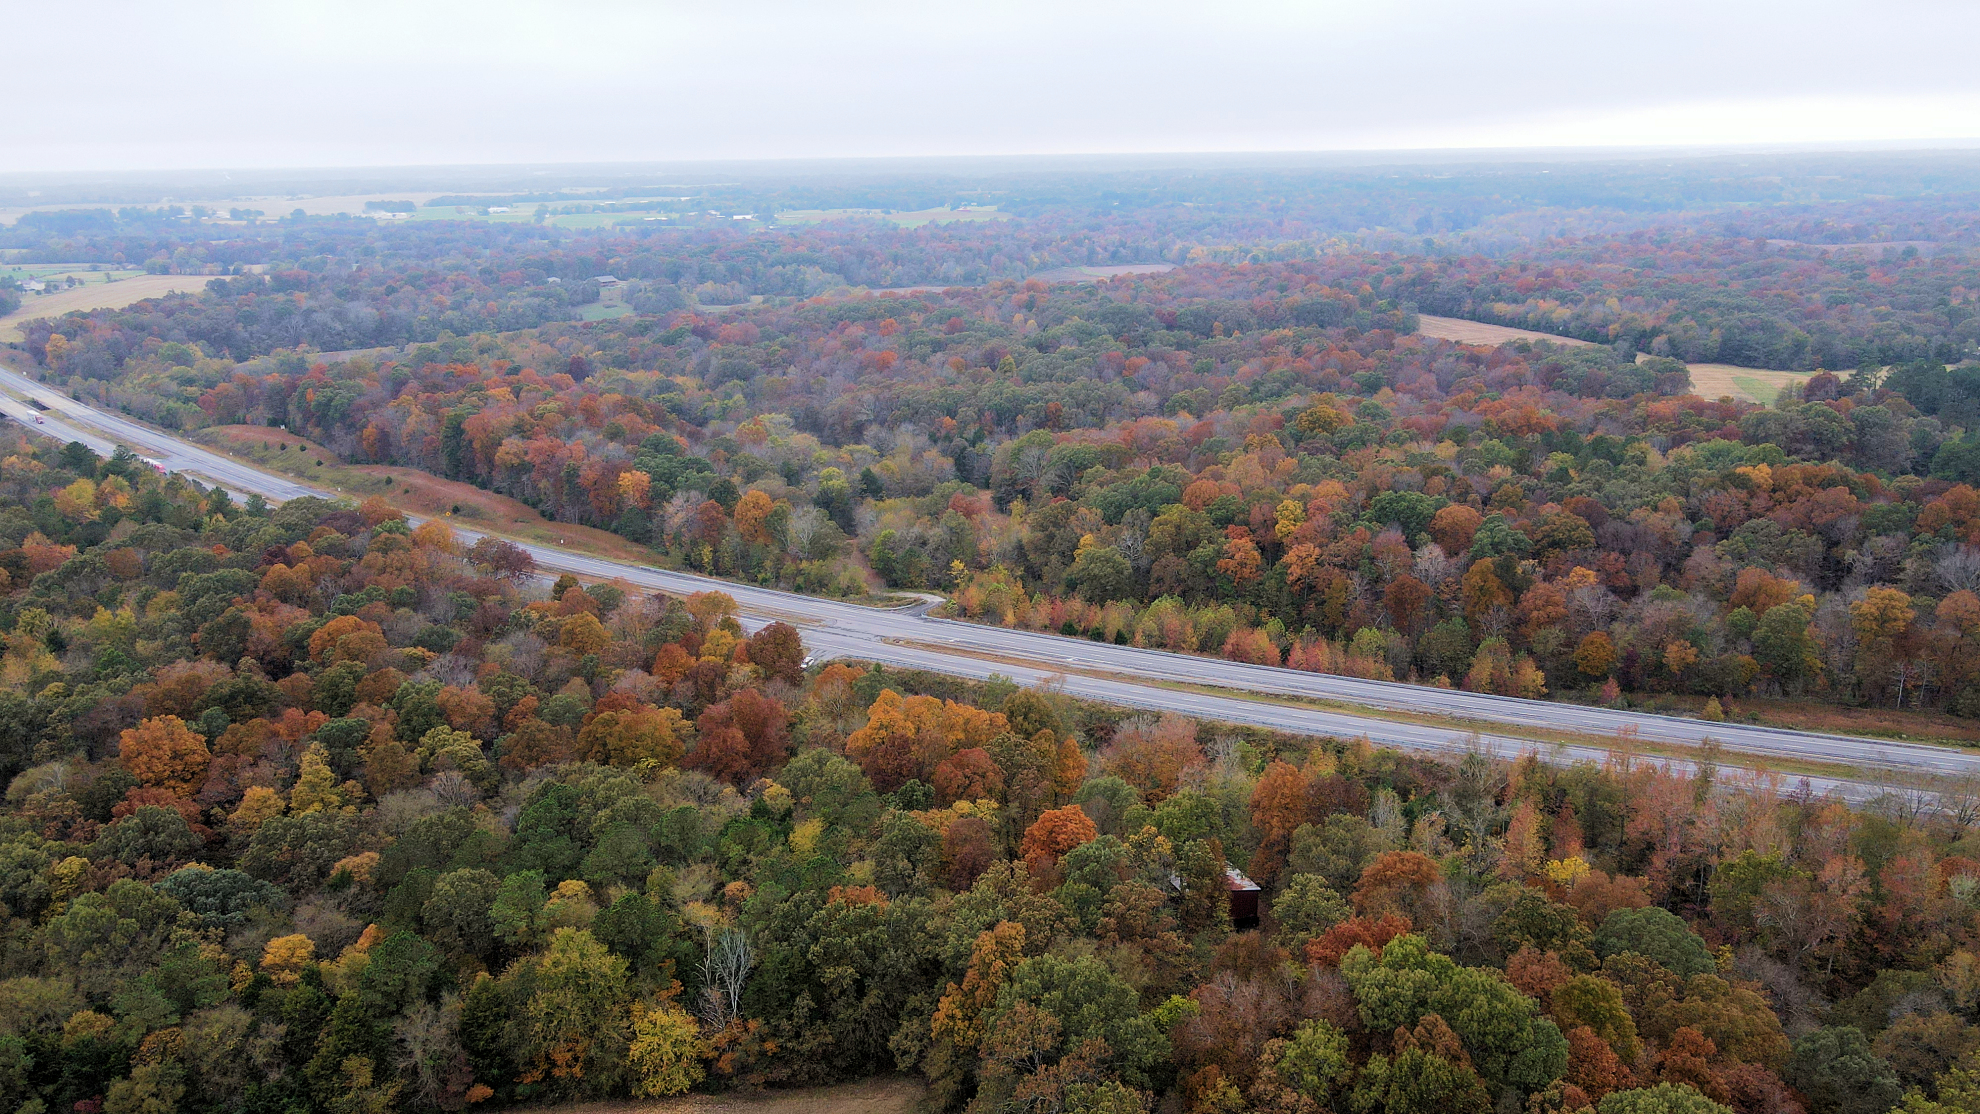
top-left (661, 490), bottom-right (703, 544)
top-left (428, 770), bottom-right (478, 810)
top-left (1866, 769), bottom-right (1941, 831)
top-left (1938, 774), bottom-right (1980, 837)
top-left (1413, 543), bottom-right (1456, 591)
top-left (699, 926), bottom-right (754, 1029)
top-left (1939, 546), bottom-right (1980, 595)
top-left (395, 1000), bottom-right (468, 1110)
top-left (784, 504), bottom-right (827, 559)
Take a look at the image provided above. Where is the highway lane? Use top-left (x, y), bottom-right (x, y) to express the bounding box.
top-left (800, 629), bottom-right (1878, 800)
top-left (0, 360), bottom-right (1972, 796)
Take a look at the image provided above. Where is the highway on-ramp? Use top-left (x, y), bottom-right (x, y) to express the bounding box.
top-left (0, 361), bottom-right (1970, 801)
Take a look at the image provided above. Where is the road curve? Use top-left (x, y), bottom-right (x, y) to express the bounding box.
top-left (0, 360), bottom-right (1969, 798)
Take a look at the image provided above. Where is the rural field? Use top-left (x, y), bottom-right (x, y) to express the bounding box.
top-left (1685, 361), bottom-right (1812, 404)
top-left (1416, 314), bottom-right (1813, 403)
top-left (410, 205), bottom-right (683, 229)
top-left (1414, 313), bottom-right (1596, 348)
top-left (0, 264), bottom-right (147, 282)
top-left (0, 273), bottom-right (207, 341)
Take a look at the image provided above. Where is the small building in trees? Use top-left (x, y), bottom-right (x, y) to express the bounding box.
top-left (1225, 868), bottom-right (1261, 927)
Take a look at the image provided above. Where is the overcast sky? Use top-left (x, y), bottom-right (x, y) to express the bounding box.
top-left (10, 0), bottom-right (1980, 171)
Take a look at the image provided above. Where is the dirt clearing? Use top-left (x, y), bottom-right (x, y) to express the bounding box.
top-left (0, 275), bottom-right (208, 341)
top-left (521, 1076), bottom-right (924, 1114)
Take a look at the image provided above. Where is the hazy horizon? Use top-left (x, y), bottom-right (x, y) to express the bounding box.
top-left (12, 0), bottom-right (1980, 173)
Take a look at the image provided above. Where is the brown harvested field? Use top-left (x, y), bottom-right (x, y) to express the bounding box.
top-left (1685, 362), bottom-right (1810, 405)
top-left (192, 425), bottom-right (659, 565)
top-left (1414, 314), bottom-right (1596, 348)
top-left (517, 1077), bottom-right (924, 1114)
top-left (0, 275), bottom-right (208, 341)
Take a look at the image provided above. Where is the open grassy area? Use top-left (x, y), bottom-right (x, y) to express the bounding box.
top-left (522, 1077), bottom-right (923, 1114)
top-left (2, 265), bottom-right (148, 282)
top-left (1688, 362), bottom-right (1811, 404)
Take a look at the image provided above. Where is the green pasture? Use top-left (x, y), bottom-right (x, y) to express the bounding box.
top-left (3, 265), bottom-right (147, 282)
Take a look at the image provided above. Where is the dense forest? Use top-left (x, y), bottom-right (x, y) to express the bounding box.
top-left (12, 209), bottom-right (1980, 372)
top-left (12, 155), bottom-right (1980, 1113)
top-left (12, 151), bottom-right (1980, 373)
top-left (3, 432), bottom-right (1980, 1114)
top-left (21, 248), bottom-right (1980, 717)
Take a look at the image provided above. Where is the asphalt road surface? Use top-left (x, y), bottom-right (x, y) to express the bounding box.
top-left (1, 360), bottom-right (1970, 800)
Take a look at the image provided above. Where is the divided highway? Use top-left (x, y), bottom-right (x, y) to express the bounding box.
top-left (2, 361), bottom-right (1972, 800)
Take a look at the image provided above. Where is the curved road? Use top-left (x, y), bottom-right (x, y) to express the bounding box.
top-left (1, 362), bottom-right (1970, 800)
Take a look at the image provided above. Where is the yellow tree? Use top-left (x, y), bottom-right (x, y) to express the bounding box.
top-left (558, 612), bottom-right (609, 656)
top-left (576, 706), bottom-right (686, 767)
top-left (231, 785), bottom-right (286, 831)
top-left (1274, 499), bottom-right (1306, 542)
top-left (1663, 641), bottom-right (1700, 681)
top-left (1461, 560), bottom-right (1513, 621)
top-left (685, 591), bottom-right (738, 632)
top-left (261, 934), bottom-right (316, 986)
top-left (930, 920), bottom-right (1026, 1057)
top-left (54, 478), bottom-right (99, 522)
top-left (1574, 632), bottom-right (1617, 679)
top-left (1852, 587), bottom-right (1916, 702)
top-left (844, 689), bottom-right (922, 790)
top-left (626, 1000), bottom-right (707, 1096)
top-left (519, 928), bottom-right (629, 1083)
top-left (617, 469), bottom-right (653, 511)
top-left (288, 743), bottom-right (343, 813)
top-left (1852, 586), bottom-right (1915, 654)
top-left (733, 489), bottom-right (776, 546)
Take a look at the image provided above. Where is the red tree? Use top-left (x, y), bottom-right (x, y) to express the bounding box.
top-left (691, 689), bottom-right (790, 784)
